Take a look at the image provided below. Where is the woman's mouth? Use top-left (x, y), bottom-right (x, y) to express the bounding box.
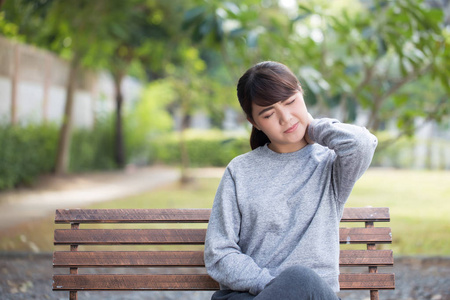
top-left (284, 123), bottom-right (299, 133)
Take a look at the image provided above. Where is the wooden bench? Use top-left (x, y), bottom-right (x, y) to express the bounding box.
top-left (52, 207), bottom-right (395, 300)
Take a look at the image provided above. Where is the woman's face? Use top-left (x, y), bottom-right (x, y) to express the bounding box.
top-left (249, 91), bottom-right (310, 153)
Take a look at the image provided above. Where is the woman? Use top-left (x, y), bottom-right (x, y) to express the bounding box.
top-left (204, 61), bottom-right (378, 299)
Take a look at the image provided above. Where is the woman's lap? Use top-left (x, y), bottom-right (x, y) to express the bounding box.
top-left (211, 265), bottom-right (339, 300)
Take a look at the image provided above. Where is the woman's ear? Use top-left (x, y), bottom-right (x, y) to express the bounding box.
top-left (247, 117), bottom-right (260, 131)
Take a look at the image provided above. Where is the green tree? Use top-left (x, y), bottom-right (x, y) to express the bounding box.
top-left (259, 0), bottom-right (449, 135)
top-left (1, 0), bottom-right (188, 171)
top-left (1, 0), bottom-right (126, 173)
top-left (96, 0), bottom-right (176, 168)
top-left (184, 0), bottom-right (449, 139)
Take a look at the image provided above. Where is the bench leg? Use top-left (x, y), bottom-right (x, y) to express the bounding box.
top-left (69, 223), bottom-right (79, 300)
top-left (70, 291), bottom-right (77, 300)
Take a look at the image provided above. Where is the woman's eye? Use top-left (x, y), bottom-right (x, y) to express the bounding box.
top-left (286, 99), bottom-right (296, 105)
top-left (263, 113), bottom-right (273, 119)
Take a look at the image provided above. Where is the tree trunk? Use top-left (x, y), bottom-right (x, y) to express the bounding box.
top-left (339, 94), bottom-right (348, 123)
top-left (366, 96), bottom-right (383, 131)
top-left (179, 112), bottom-right (192, 184)
top-left (113, 72), bottom-right (126, 169)
top-left (55, 56), bottom-right (80, 175)
top-left (10, 44), bottom-right (19, 125)
top-left (43, 54), bottom-right (52, 123)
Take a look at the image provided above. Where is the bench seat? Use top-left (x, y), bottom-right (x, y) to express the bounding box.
top-left (53, 208), bottom-right (395, 300)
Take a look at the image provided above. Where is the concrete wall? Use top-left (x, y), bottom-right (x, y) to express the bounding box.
top-left (0, 36), bottom-right (140, 128)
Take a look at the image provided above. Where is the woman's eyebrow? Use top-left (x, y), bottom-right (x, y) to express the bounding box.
top-left (257, 106), bottom-right (274, 116)
top-left (257, 95), bottom-right (296, 116)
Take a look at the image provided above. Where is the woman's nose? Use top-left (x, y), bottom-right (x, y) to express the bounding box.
top-left (278, 108), bottom-right (291, 125)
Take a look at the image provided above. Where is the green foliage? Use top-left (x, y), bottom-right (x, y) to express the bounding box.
top-left (0, 11), bottom-right (22, 39)
top-left (69, 116), bottom-right (117, 172)
top-left (372, 132), bottom-right (417, 169)
top-left (372, 131), bottom-right (450, 170)
top-left (0, 105), bottom-right (173, 189)
top-left (124, 80), bottom-right (174, 164)
top-left (290, 0), bottom-right (449, 130)
top-left (149, 130), bottom-right (250, 167)
top-left (0, 123), bottom-right (58, 189)
top-left (0, 115), bottom-right (137, 189)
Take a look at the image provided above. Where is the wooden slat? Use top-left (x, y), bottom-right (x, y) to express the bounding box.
top-left (54, 227), bottom-right (391, 245)
top-left (52, 273), bottom-right (395, 291)
top-left (53, 274), bottom-right (220, 291)
top-left (339, 227), bottom-right (392, 244)
top-left (54, 229), bottom-right (207, 245)
top-left (339, 273), bottom-right (395, 290)
top-left (339, 250), bottom-right (393, 266)
top-left (55, 207), bottom-right (389, 224)
top-left (53, 250), bottom-right (394, 268)
top-left (341, 207), bottom-right (390, 222)
top-left (52, 207), bottom-right (395, 295)
top-left (55, 209), bottom-right (211, 224)
top-left (53, 251), bottom-right (206, 268)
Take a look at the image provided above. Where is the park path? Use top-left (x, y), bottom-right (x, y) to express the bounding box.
top-left (0, 165), bottom-right (185, 230)
top-left (1, 167), bottom-right (449, 300)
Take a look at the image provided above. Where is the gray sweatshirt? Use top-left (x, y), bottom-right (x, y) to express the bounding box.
top-left (204, 118), bottom-right (378, 295)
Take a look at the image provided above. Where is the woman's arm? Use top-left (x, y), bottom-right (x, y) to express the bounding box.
top-left (204, 168), bottom-right (275, 295)
top-left (307, 118), bottom-right (378, 203)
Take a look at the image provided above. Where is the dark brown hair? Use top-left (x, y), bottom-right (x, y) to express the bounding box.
top-left (236, 61), bottom-right (303, 150)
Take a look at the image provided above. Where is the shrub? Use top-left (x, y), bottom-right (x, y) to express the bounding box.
top-left (0, 123), bottom-right (58, 189)
top-left (69, 116), bottom-right (117, 172)
top-left (0, 116), bottom-right (118, 190)
top-left (149, 130), bottom-right (250, 167)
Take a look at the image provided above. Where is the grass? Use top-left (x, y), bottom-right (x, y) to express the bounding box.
top-left (0, 178), bottom-right (218, 253)
top-left (345, 168), bottom-right (450, 256)
top-left (0, 169), bottom-right (449, 256)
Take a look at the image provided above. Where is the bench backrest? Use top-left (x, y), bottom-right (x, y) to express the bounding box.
top-left (53, 208), bottom-right (395, 300)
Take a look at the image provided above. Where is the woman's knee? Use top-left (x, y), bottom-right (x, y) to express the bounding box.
top-left (257, 266), bottom-right (338, 299)
top-left (280, 265), bottom-right (321, 285)
top-left (278, 265), bottom-right (333, 296)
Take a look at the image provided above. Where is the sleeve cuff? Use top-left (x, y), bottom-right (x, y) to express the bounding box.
top-left (249, 270), bottom-right (275, 295)
top-left (307, 118), bottom-right (321, 143)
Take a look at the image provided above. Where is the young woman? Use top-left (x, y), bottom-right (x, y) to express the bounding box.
top-left (204, 61), bottom-right (378, 299)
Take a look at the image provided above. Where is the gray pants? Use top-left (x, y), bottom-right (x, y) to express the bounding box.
top-left (211, 265), bottom-right (340, 300)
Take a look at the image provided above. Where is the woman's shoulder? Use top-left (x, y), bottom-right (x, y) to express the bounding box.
top-left (229, 146), bottom-right (265, 166)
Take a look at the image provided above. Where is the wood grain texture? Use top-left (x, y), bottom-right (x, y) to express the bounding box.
top-left (339, 250), bottom-right (393, 266)
top-left (54, 227), bottom-right (391, 245)
top-left (55, 209), bottom-right (211, 224)
top-left (341, 207), bottom-right (390, 222)
top-left (55, 207), bottom-right (389, 223)
top-left (53, 250), bottom-right (393, 268)
top-left (52, 273), bottom-right (395, 291)
top-left (54, 229), bottom-right (207, 245)
top-left (52, 207), bottom-right (395, 298)
top-left (339, 273), bottom-right (395, 290)
top-left (339, 227), bottom-right (392, 244)
top-left (53, 274), bottom-right (220, 291)
top-left (53, 251), bottom-right (206, 268)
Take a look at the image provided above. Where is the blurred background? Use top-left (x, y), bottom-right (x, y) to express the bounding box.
top-left (0, 0), bottom-right (449, 299)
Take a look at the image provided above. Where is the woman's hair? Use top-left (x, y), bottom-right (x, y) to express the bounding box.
top-left (236, 61), bottom-right (303, 150)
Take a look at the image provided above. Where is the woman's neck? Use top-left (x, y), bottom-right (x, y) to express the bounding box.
top-left (267, 139), bottom-right (308, 153)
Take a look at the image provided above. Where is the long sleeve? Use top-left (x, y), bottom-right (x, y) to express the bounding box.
top-left (205, 118), bottom-right (378, 295)
top-left (308, 118), bottom-right (378, 203)
top-left (204, 168), bottom-right (275, 295)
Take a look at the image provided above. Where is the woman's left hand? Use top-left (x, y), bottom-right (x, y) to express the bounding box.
top-left (304, 113), bottom-right (315, 144)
